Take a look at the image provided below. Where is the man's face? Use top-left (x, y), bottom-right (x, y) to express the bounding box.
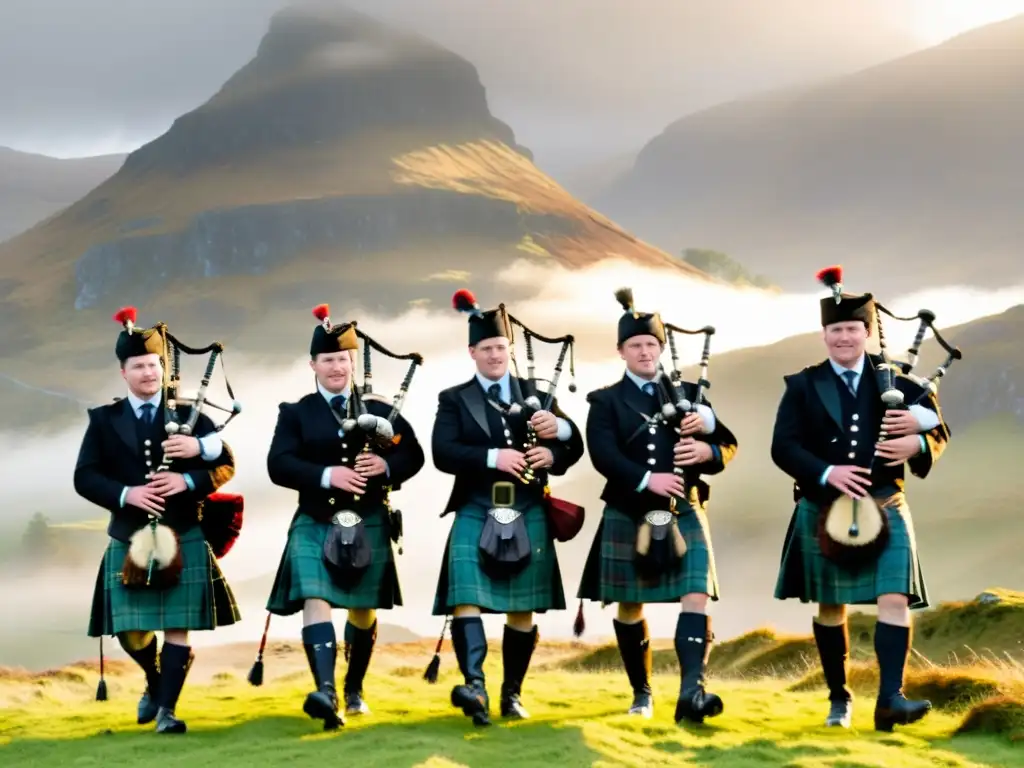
top-left (469, 337), bottom-right (509, 380)
top-left (121, 353), bottom-right (162, 398)
top-left (823, 321), bottom-right (869, 366)
top-left (619, 335), bottom-right (662, 378)
top-left (310, 350), bottom-right (353, 393)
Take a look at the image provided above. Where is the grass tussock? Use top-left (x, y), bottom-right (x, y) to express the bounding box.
top-left (956, 695), bottom-right (1024, 741)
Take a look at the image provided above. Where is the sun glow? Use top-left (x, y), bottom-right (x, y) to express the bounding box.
top-left (908, 0), bottom-right (1024, 44)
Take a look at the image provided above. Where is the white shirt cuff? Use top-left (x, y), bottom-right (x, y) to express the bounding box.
top-left (908, 404), bottom-right (940, 432)
top-left (487, 449), bottom-right (498, 469)
top-left (696, 404), bottom-right (716, 434)
top-left (555, 417), bottom-right (572, 442)
top-left (320, 467), bottom-right (332, 489)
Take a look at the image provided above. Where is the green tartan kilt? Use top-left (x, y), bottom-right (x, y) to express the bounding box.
top-left (266, 510), bottom-right (401, 616)
top-left (774, 495), bottom-right (930, 609)
top-left (87, 526), bottom-right (241, 636)
top-left (432, 501), bottom-right (566, 615)
top-left (576, 504), bottom-right (720, 604)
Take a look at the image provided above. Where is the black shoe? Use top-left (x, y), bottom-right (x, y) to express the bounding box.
top-left (344, 690), bottom-right (370, 716)
top-left (628, 691), bottom-right (654, 719)
top-left (155, 706), bottom-right (187, 734)
top-left (304, 686), bottom-right (343, 731)
top-left (874, 694), bottom-right (931, 732)
top-left (675, 687), bottom-right (724, 725)
top-left (500, 684), bottom-right (530, 719)
top-left (137, 688), bottom-right (159, 725)
top-left (451, 681), bottom-right (491, 726)
top-left (826, 698), bottom-right (853, 728)
top-left (450, 617), bottom-right (491, 727)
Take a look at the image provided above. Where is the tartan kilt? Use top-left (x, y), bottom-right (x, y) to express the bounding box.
top-left (266, 509), bottom-right (400, 615)
top-left (87, 525), bottom-right (241, 636)
top-left (774, 495), bottom-right (930, 609)
top-left (576, 504), bottom-right (719, 604)
top-left (432, 501), bottom-right (566, 615)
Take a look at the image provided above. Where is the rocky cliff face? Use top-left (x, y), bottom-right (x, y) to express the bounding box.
top-left (0, 2), bottom-right (697, 335)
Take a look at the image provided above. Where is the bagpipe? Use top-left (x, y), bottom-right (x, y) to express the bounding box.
top-left (815, 288), bottom-right (963, 569)
top-left (115, 309), bottom-right (244, 594)
top-left (634, 323), bottom-right (717, 577)
top-left (246, 323), bottom-right (423, 688)
top-left (498, 305), bottom-right (586, 544)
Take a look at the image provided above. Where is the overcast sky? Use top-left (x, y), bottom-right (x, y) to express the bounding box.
top-left (1, 0), bottom-right (1021, 175)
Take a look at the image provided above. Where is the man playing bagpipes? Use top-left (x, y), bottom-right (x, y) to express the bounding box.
top-left (260, 304), bottom-right (425, 731)
top-left (574, 288), bottom-right (738, 725)
top-left (772, 265), bottom-right (959, 732)
top-left (76, 307), bottom-right (243, 734)
top-left (427, 288), bottom-right (585, 727)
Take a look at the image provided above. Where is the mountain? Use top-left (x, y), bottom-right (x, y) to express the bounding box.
top-left (0, 147), bottom-right (124, 243)
top-left (596, 14), bottom-right (1024, 293)
top-left (0, 3), bottom-right (704, 376)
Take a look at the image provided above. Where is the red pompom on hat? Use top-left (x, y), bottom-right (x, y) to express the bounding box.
top-left (312, 303), bottom-right (330, 322)
top-left (815, 265), bottom-right (843, 289)
top-left (451, 289), bottom-right (479, 313)
top-left (113, 306), bottom-right (138, 328)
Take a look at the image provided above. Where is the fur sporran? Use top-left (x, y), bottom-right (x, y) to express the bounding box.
top-left (634, 510), bottom-right (687, 579)
top-left (122, 520), bottom-right (183, 590)
top-left (322, 510), bottom-right (372, 588)
top-left (816, 494), bottom-right (891, 569)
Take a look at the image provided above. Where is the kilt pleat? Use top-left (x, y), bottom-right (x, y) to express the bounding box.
top-left (432, 502), bottom-right (566, 615)
top-left (774, 496), bottom-right (930, 609)
top-left (88, 526), bottom-right (241, 636)
top-left (266, 510), bottom-right (400, 616)
top-left (577, 504), bottom-right (719, 604)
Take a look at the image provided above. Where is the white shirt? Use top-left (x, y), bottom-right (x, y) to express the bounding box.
top-left (477, 370), bottom-right (573, 469)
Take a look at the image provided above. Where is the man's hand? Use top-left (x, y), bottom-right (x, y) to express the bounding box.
top-left (126, 485), bottom-right (165, 514)
top-left (678, 412), bottom-right (704, 437)
top-left (530, 410), bottom-right (558, 440)
top-left (826, 466), bottom-right (872, 499)
top-left (355, 452), bottom-right (387, 478)
top-left (876, 434), bottom-right (922, 466)
top-left (882, 409), bottom-right (921, 437)
top-left (674, 437), bottom-right (712, 467)
top-left (161, 435), bottom-right (201, 460)
top-left (525, 446), bottom-right (554, 470)
top-left (329, 466), bottom-right (368, 494)
top-left (496, 448), bottom-right (528, 477)
top-left (647, 472), bottom-right (686, 498)
top-left (146, 472), bottom-right (188, 498)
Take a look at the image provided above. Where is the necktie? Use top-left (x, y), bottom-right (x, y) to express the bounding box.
top-left (841, 370), bottom-right (857, 395)
top-left (139, 403), bottom-right (155, 424)
top-left (330, 395), bottom-right (346, 415)
top-left (488, 383), bottom-right (502, 403)
top-left (642, 382), bottom-right (656, 396)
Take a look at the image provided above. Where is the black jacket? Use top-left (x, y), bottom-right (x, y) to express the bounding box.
top-left (73, 397), bottom-right (235, 542)
top-left (267, 391), bottom-right (425, 523)
top-left (770, 354), bottom-right (951, 505)
top-left (431, 375), bottom-right (585, 514)
top-left (585, 375), bottom-right (737, 519)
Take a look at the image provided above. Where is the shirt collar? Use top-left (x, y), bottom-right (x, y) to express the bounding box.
top-left (317, 380), bottom-right (351, 405)
top-left (126, 390), bottom-right (161, 414)
top-left (829, 353), bottom-right (866, 379)
top-left (623, 367), bottom-right (656, 390)
top-left (475, 369), bottom-right (510, 396)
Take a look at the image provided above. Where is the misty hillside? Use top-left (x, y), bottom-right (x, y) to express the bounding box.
top-left (597, 14), bottom-right (1024, 293)
top-left (0, 147), bottom-right (124, 243)
top-left (0, 3), bottom-right (705, 381)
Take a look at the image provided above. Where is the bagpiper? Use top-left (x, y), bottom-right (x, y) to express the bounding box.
top-left (261, 304), bottom-right (425, 731)
top-left (77, 307), bottom-right (242, 734)
top-left (772, 266), bottom-right (954, 731)
top-left (575, 288), bottom-right (738, 724)
top-left (428, 288), bottom-right (585, 726)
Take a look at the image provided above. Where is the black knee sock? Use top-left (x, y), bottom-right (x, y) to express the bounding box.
top-left (118, 632), bottom-right (161, 695)
top-left (813, 620), bottom-right (852, 703)
top-left (343, 620), bottom-right (377, 696)
top-left (501, 624), bottom-right (538, 697)
top-left (612, 618), bottom-right (652, 696)
top-left (674, 612), bottom-right (711, 693)
top-left (874, 621), bottom-right (910, 704)
top-left (302, 622), bottom-right (338, 693)
top-left (157, 642), bottom-right (192, 713)
top-left (451, 616), bottom-right (487, 687)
